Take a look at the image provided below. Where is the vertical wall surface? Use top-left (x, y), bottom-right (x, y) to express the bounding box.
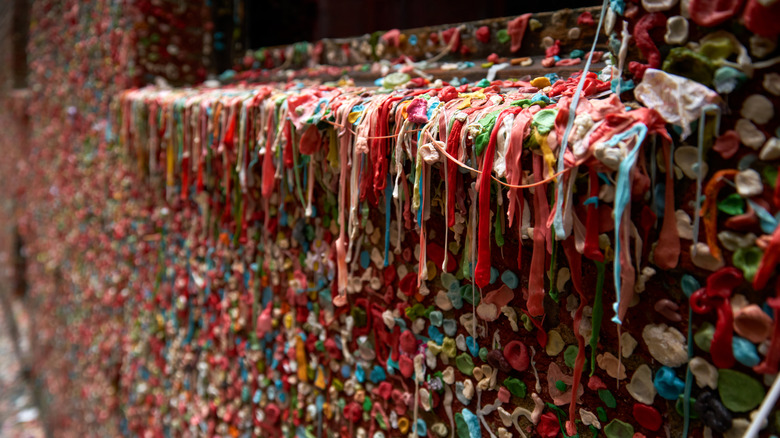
top-left (0, 0), bottom-right (208, 434)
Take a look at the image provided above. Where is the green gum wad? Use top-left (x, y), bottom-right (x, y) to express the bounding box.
top-left (511, 99), bottom-right (533, 108)
top-left (351, 307), bottom-right (367, 326)
top-left (455, 353), bottom-right (475, 375)
top-left (662, 47), bottom-right (716, 86)
top-left (474, 110), bottom-right (503, 156)
top-left (460, 284), bottom-right (480, 305)
top-left (496, 29), bottom-right (510, 44)
top-left (442, 337), bottom-right (457, 358)
top-left (763, 166), bottom-right (778, 188)
top-left (494, 198), bottom-right (504, 247)
top-left (454, 412), bottom-right (469, 438)
top-left (717, 193), bottom-right (745, 215)
top-left (405, 303), bottom-right (432, 319)
top-left (532, 109), bottom-right (557, 135)
top-left (676, 396), bottom-right (698, 419)
top-left (383, 72), bottom-right (411, 89)
top-left (718, 369), bottom-right (766, 413)
top-left (563, 345), bottom-right (582, 369)
top-left (520, 313), bottom-right (534, 331)
top-left (376, 414), bottom-right (387, 430)
top-left (732, 246), bottom-right (763, 282)
top-left (699, 35), bottom-right (735, 62)
top-left (694, 322), bottom-right (715, 352)
top-left (503, 377), bottom-right (527, 397)
top-left (524, 127), bottom-right (541, 149)
top-left (599, 389), bottom-right (617, 408)
top-left (597, 406), bottom-right (608, 422)
top-left (604, 419), bottom-right (634, 438)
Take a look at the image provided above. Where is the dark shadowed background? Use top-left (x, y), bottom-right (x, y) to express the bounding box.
top-left (211, 0), bottom-right (598, 71)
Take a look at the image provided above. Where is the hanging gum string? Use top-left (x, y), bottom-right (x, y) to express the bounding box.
top-left (692, 104), bottom-right (722, 257)
top-left (424, 131), bottom-right (574, 190)
top-left (701, 169), bottom-right (739, 262)
top-left (121, 84), bottom-right (674, 432)
top-left (589, 260), bottom-right (605, 376)
top-left (552, 0), bottom-right (609, 239)
top-left (323, 117), bottom-right (575, 190)
top-left (653, 135), bottom-right (681, 270)
top-left (475, 107), bottom-right (521, 289)
top-left (561, 237), bottom-right (588, 433)
top-left (131, 86), bottom-right (587, 201)
top-left (610, 123), bottom-right (648, 325)
top-left (528, 155), bottom-right (549, 318)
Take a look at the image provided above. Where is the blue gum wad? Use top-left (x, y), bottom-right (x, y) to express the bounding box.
top-left (490, 267), bottom-right (499, 284)
top-left (460, 408), bottom-right (482, 438)
top-left (654, 366), bottom-right (685, 400)
top-left (369, 365), bottom-right (386, 383)
top-left (442, 319), bottom-right (458, 337)
top-left (428, 310), bottom-right (443, 327)
top-left (447, 287), bottom-right (464, 309)
top-left (415, 419), bottom-right (427, 436)
top-left (501, 270), bottom-right (519, 289)
top-left (428, 326), bottom-right (444, 345)
top-left (466, 336), bottom-right (479, 357)
top-left (733, 336), bottom-right (760, 367)
top-left (713, 66), bottom-right (747, 94)
top-left (680, 274), bottom-right (701, 298)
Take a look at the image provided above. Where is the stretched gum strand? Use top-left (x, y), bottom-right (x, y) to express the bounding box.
top-left (700, 169), bottom-right (739, 262)
top-left (423, 130), bottom-right (574, 190)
